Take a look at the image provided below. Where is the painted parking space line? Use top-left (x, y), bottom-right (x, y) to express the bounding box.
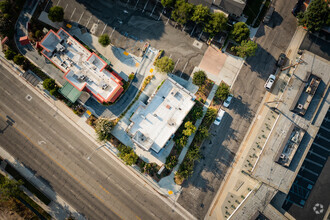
top-left (134, 0), bottom-right (140, 9)
top-left (142, 0), bottom-right (150, 13)
top-left (56, 0), bottom-right (61, 6)
top-left (180, 62), bottom-right (188, 77)
top-left (77, 11), bottom-right (85, 24)
top-left (150, 0), bottom-right (158, 16)
top-left (173, 59), bottom-right (180, 73)
top-left (86, 15), bottom-right (92, 28)
top-left (64, 4), bottom-right (68, 12)
top-left (70, 8), bottom-right (76, 20)
top-left (110, 27), bottom-right (116, 38)
top-left (101, 24), bottom-right (107, 35)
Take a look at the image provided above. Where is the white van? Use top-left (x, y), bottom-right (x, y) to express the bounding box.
top-left (264, 74), bottom-right (276, 90)
top-left (214, 109), bottom-right (226, 125)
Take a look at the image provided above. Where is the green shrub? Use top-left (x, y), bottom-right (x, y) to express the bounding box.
top-left (165, 156), bottom-right (178, 170)
top-left (5, 49), bottom-right (16, 60)
top-left (43, 78), bottom-right (56, 91)
top-left (154, 56), bottom-right (174, 73)
top-left (35, 30), bottom-right (42, 39)
top-left (192, 70), bottom-right (207, 86)
top-left (128, 73), bottom-right (135, 81)
top-left (95, 118), bottom-right (113, 141)
top-left (48, 6), bottom-right (64, 22)
top-left (215, 83), bottom-right (230, 101)
top-left (117, 144), bottom-right (138, 166)
top-left (182, 121), bottom-right (196, 136)
top-left (13, 54), bottom-right (25, 65)
top-left (98, 34), bottom-right (110, 47)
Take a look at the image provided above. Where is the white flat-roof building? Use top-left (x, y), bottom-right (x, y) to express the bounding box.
top-left (128, 78), bottom-right (195, 153)
top-left (40, 28), bottom-right (123, 103)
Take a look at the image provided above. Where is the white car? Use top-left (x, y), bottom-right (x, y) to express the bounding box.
top-left (223, 94), bottom-right (233, 108)
top-left (264, 74), bottom-right (276, 90)
top-left (214, 109), bottom-right (226, 125)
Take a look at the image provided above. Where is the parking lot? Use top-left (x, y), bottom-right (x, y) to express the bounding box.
top-left (45, 0), bottom-right (207, 80)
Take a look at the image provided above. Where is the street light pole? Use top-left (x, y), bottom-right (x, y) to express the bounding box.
top-left (87, 144), bottom-right (105, 160)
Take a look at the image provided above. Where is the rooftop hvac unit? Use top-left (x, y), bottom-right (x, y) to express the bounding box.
top-left (297, 104), bottom-right (303, 109)
top-left (280, 154), bottom-right (286, 160)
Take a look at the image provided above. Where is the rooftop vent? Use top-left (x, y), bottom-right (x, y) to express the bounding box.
top-left (297, 104), bottom-right (303, 109)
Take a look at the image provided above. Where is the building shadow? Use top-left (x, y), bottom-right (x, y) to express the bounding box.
top-left (270, 11), bottom-right (283, 28)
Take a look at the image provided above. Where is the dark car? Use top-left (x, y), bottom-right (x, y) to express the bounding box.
top-left (292, 0), bottom-right (304, 16)
top-left (277, 53), bottom-right (286, 67)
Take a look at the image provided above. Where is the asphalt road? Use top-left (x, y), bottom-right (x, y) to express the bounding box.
top-left (177, 0), bottom-right (299, 218)
top-left (0, 64), bottom-right (184, 220)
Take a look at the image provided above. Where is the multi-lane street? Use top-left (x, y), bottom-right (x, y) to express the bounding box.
top-left (0, 64), bottom-right (185, 219)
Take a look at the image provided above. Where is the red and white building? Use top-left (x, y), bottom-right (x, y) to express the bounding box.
top-left (39, 28), bottom-right (123, 103)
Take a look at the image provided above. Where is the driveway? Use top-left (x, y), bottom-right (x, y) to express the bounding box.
top-left (177, 0), bottom-right (299, 218)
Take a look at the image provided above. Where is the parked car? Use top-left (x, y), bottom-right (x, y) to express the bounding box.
top-left (263, 6), bottom-right (275, 24)
top-left (264, 74), bottom-right (276, 90)
top-left (223, 94), bottom-right (233, 108)
top-left (277, 53), bottom-right (286, 67)
top-left (214, 109), bottom-right (226, 125)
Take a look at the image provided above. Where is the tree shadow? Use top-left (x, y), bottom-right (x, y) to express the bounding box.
top-left (245, 44), bottom-right (277, 80)
top-left (270, 11), bottom-right (283, 28)
top-left (230, 96), bottom-right (254, 123)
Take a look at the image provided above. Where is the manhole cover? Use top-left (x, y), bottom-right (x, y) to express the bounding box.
top-left (25, 94), bottom-right (32, 101)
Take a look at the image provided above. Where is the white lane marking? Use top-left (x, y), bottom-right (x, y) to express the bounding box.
top-left (86, 15), bottom-right (92, 28)
top-left (77, 11), bottom-right (85, 24)
top-left (64, 4), bottom-right (68, 12)
top-left (70, 8), bottom-right (76, 20)
top-left (180, 62), bottom-right (188, 76)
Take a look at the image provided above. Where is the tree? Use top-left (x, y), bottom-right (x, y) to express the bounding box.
top-left (0, 0), bottom-right (10, 13)
top-left (117, 144), bottom-right (138, 166)
top-left (297, 0), bottom-right (330, 32)
top-left (186, 146), bottom-right (201, 161)
top-left (98, 34), bottom-right (110, 47)
top-left (191, 4), bottom-right (209, 24)
top-left (154, 56), bottom-right (174, 73)
top-left (175, 135), bottom-right (188, 150)
top-left (43, 78), bottom-right (56, 91)
top-left (48, 6), bottom-right (64, 22)
top-left (161, 0), bottom-right (175, 8)
top-left (232, 40), bottom-right (258, 58)
top-left (182, 121), bottom-right (196, 136)
top-left (120, 151), bottom-right (138, 166)
top-left (0, 176), bottom-right (23, 202)
top-left (95, 118), bottom-right (113, 141)
top-left (192, 70), bottom-right (207, 86)
top-left (171, 0), bottom-right (194, 25)
top-left (165, 155), bottom-right (178, 170)
top-left (4, 49), bottom-right (16, 60)
top-left (13, 54), bottom-right (25, 65)
top-left (204, 12), bottom-right (228, 36)
top-left (195, 126), bottom-right (209, 142)
top-left (215, 83), bottom-right (230, 101)
top-left (191, 105), bottom-right (203, 119)
top-left (231, 22), bottom-right (250, 43)
top-left (204, 108), bottom-right (217, 124)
